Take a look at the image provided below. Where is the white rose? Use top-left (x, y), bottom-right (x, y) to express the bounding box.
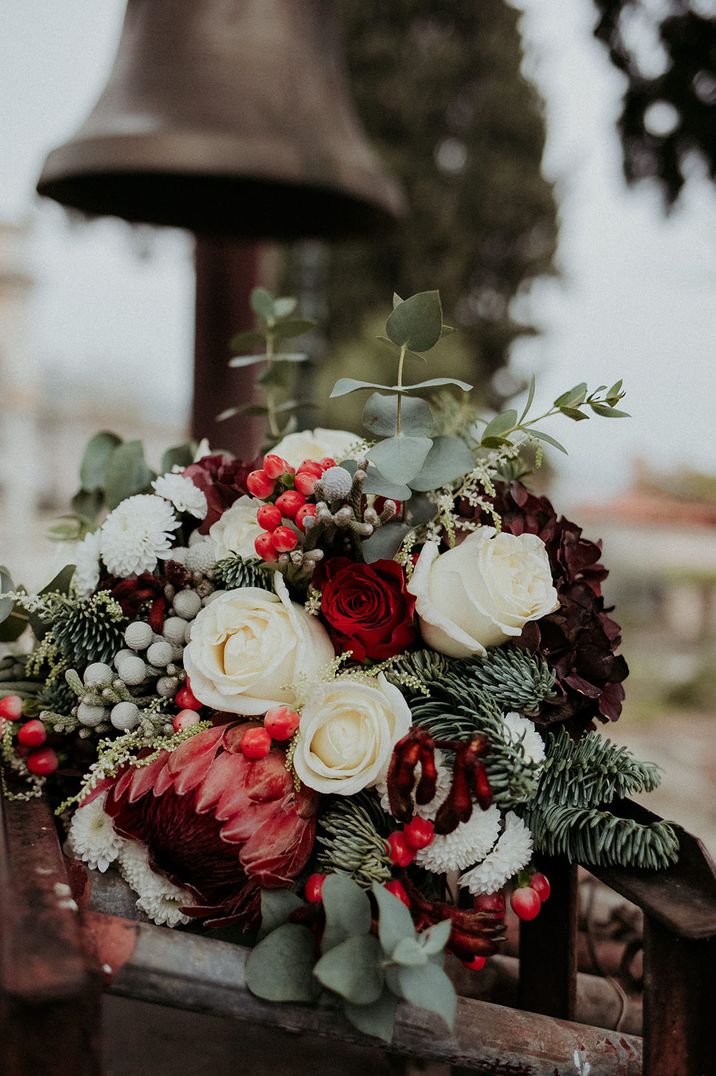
top-left (209, 495), bottom-right (264, 560)
top-left (407, 527), bottom-right (559, 658)
top-left (294, 673), bottom-right (411, 796)
top-left (183, 574), bottom-right (334, 715)
top-left (270, 427), bottom-right (357, 467)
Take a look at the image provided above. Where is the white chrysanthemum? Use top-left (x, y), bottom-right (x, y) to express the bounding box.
top-left (66, 793), bottom-right (126, 873)
top-left (416, 805), bottom-right (501, 873)
top-left (459, 811), bottom-right (533, 895)
top-left (73, 530), bottom-right (102, 599)
top-left (376, 748), bottom-right (451, 820)
top-left (502, 712), bottom-right (546, 767)
top-left (100, 494), bottom-right (180, 577)
top-left (152, 473), bottom-right (208, 520)
top-left (117, 840), bottom-right (192, 927)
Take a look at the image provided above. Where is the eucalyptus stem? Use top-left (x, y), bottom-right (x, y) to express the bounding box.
top-left (395, 344), bottom-right (407, 435)
top-left (264, 328), bottom-right (281, 439)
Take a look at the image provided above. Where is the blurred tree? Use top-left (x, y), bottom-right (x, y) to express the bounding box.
top-left (594, 1), bottom-right (716, 205)
top-left (288, 0), bottom-right (558, 412)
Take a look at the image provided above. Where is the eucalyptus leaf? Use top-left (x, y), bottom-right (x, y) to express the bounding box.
top-left (273, 297), bottom-right (297, 319)
top-left (331, 378), bottom-right (392, 399)
top-left (402, 377), bottom-right (472, 393)
top-left (245, 923), bottom-right (320, 1002)
top-left (396, 963), bottom-right (456, 1029)
top-left (392, 292), bottom-right (403, 308)
top-left (321, 874), bottom-right (372, 952)
top-left (160, 443), bottom-right (195, 473)
top-left (79, 431), bottom-right (122, 493)
top-left (392, 936), bottom-right (428, 967)
top-left (367, 435), bottom-right (432, 485)
top-left (72, 489), bottom-right (104, 523)
top-left (560, 407), bottom-right (589, 422)
top-left (362, 468), bottom-right (411, 502)
top-left (372, 882), bottom-right (415, 954)
top-left (0, 566), bottom-right (16, 625)
top-left (228, 354), bottom-right (267, 369)
top-left (363, 393), bottom-right (433, 438)
top-left (250, 287), bottom-right (275, 322)
top-left (519, 375), bottom-right (536, 423)
top-left (361, 522), bottom-right (412, 563)
top-left (589, 402), bottom-right (630, 418)
top-left (0, 608), bottom-right (28, 643)
top-left (229, 330), bottom-right (266, 353)
top-left (343, 992), bottom-right (397, 1043)
top-left (258, 889), bottom-right (305, 941)
top-left (408, 436), bottom-right (474, 491)
top-left (314, 934), bottom-right (383, 1005)
top-left (419, 919), bottom-right (452, 956)
top-left (386, 291), bottom-right (443, 352)
top-left (272, 319), bottom-right (316, 341)
top-left (527, 429), bottom-right (568, 454)
top-left (104, 441), bottom-right (153, 509)
top-left (481, 409), bottom-right (518, 441)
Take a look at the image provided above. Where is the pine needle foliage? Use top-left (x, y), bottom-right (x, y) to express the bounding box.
top-left (536, 728), bottom-right (662, 810)
top-left (316, 792), bottom-right (392, 887)
top-left (37, 591), bottom-right (127, 666)
top-left (212, 556), bottom-right (273, 591)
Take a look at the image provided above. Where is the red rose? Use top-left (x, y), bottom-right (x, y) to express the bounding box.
top-left (315, 557), bottom-right (417, 662)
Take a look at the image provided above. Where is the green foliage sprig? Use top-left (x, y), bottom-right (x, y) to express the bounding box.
top-left (211, 554), bottom-right (274, 591)
top-left (316, 792), bottom-right (392, 887)
top-left (535, 727), bottom-right (661, 809)
top-left (220, 288), bottom-right (317, 446)
top-left (246, 876), bottom-right (455, 1042)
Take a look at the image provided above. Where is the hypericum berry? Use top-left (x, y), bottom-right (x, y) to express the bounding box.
top-left (305, 873), bottom-right (326, 903)
top-left (264, 705), bottom-right (300, 741)
top-left (254, 532), bottom-right (277, 561)
top-left (529, 872), bottom-right (551, 902)
top-left (297, 460), bottom-right (324, 479)
top-left (294, 471), bottom-right (317, 496)
top-left (510, 886), bottom-right (542, 921)
top-left (18, 720), bottom-right (47, 748)
top-left (173, 709), bottom-right (201, 733)
top-left (463, 955), bottom-right (487, 971)
top-left (257, 503), bottom-right (283, 531)
top-left (241, 726), bottom-right (272, 760)
top-left (175, 684), bottom-right (202, 711)
top-left (271, 525), bottom-right (298, 553)
top-left (246, 469), bottom-right (276, 499)
top-left (387, 831), bottom-right (415, 867)
top-left (26, 747), bottom-right (58, 776)
top-left (319, 457), bottom-right (337, 471)
top-left (263, 454), bottom-right (294, 480)
top-left (295, 504), bottom-right (317, 532)
top-left (274, 490), bottom-right (306, 520)
top-left (473, 892), bottom-right (506, 915)
top-left (0, 695), bottom-right (23, 721)
top-left (384, 880), bottom-right (411, 908)
top-left (403, 817), bottom-right (435, 850)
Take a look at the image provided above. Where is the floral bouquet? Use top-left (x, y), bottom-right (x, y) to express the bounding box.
top-left (0, 290), bottom-right (677, 1041)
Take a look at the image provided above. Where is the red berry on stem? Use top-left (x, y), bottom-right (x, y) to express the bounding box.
top-left (319, 457), bottom-right (337, 471)
top-left (403, 817), bottom-right (435, 850)
top-left (264, 705), bottom-right (300, 741)
top-left (257, 504), bottom-right (282, 531)
top-left (247, 469), bottom-right (276, 499)
top-left (18, 719), bottom-right (47, 748)
top-left (297, 460), bottom-right (324, 478)
top-left (173, 709), bottom-right (201, 733)
top-left (463, 955), bottom-right (487, 971)
top-left (254, 532), bottom-right (277, 561)
top-left (294, 471), bottom-right (317, 496)
top-left (274, 490), bottom-right (306, 520)
top-left (384, 880), bottom-right (411, 908)
top-left (305, 873), bottom-right (326, 903)
top-left (175, 685), bottom-right (202, 711)
top-left (0, 695), bottom-right (23, 721)
top-left (510, 886), bottom-right (542, 921)
top-left (473, 892), bottom-right (506, 915)
top-left (271, 526), bottom-right (298, 553)
top-left (387, 831), bottom-right (415, 867)
top-left (295, 504), bottom-right (317, 532)
top-left (529, 872), bottom-right (551, 902)
top-left (241, 726), bottom-right (272, 760)
top-left (263, 454), bottom-right (294, 480)
top-left (27, 747), bottom-right (58, 776)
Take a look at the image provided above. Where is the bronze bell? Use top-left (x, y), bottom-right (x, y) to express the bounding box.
top-left (36, 0), bottom-right (404, 238)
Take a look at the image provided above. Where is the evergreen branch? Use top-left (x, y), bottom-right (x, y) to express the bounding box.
top-left (316, 792), bottom-right (392, 887)
top-left (212, 555), bottom-right (274, 591)
top-left (536, 728), bottom-right (662, 810)
top-left (522, 802), bottom-right (679, 870)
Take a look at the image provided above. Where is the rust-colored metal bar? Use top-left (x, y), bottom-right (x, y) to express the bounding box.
top-left (518, 854), bottom-right (578, 1020)
top-left (193, 237), bottom-right (263, 459)
top-left (0, 791), bottom-right (101, 1076)
top-left (642, 916), bottom-right (713, 1076)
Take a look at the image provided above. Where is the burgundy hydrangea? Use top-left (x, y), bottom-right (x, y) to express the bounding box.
top-left (183, 454), bottom-right (261, 533)
top-left (474, 481), bottom-right (629, 735)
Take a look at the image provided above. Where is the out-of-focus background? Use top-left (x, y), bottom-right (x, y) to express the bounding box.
top-left (1, 0), bottom-right (715, 849)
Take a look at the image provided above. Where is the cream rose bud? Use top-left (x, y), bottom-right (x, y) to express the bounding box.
top-left (270, 427), bottom-right (357, 468)
top-left (294, 674), bottom-right (411, 796)
top-left (208, 495), bottom-right (264, 560)
top-left (183, 574), bottom-right (334, 715)
top-left (408, 527), bottom-right (559, 658)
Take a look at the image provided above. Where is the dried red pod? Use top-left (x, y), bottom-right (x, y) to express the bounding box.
top-left (415, 741), bottom-right (438, 805)
top-left (387, 728), bottom-right (432, 821)
top-left (473, 761), bottom-right (493, 810)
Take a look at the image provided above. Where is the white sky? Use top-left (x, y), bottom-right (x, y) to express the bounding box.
top-left (1, 0), bottom-right (715, 501)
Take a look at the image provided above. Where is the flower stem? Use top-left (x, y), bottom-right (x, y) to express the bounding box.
top-left (395, 344), bottom-right (407, 436)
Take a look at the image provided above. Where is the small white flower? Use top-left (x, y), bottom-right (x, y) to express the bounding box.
top-left (117, 840), bottom-right (192, 927)
top-left (501, 712), bottom-right (546, 767)
top-left (416, 805), bottom-right (501, 873)
top-left (73, 530), bottom-right (102, 599)
top-left (66, 792), bottom-right (126, 873)
top-left (153, 473), bottom-right (208, 520)
top-left (100, 494), bottom-right (180, 577)
top-left (376, 748), bottom-right (451, 820)
top-left (459, 811), bottom-right (533, 895)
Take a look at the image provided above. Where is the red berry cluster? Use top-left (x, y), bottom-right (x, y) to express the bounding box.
top-left (248, 454), bottom-right (336, 562)
top-left (0, 695), bottom-right (58, 776)
top-left (387, 816), bottom-right (435, 867)
top-left (510, 872), bottom-right (551, 921)
top-left (238, 706), bottom-right (301, 761)
top-left (303, 872), bottom-right (411, 909)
